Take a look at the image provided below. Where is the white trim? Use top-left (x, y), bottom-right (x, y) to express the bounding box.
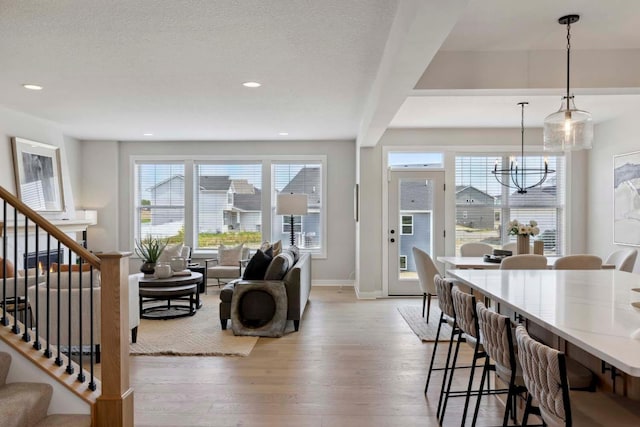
top-left (354, 287), bottom-right (381, 300)
top-left (312, 280), bottom-right (355, 287)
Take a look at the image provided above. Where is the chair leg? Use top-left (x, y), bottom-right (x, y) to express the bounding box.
top-left (437, 325), bottom-right (458, 419)
top-left (425, 313), bottom-right (444, 393)
top-left (131, 326), bottom-right (138, 344)
top-left (95, 344), bottom-right (101, 364)
top-left (221, 319), bottom-right (228, 330)
top-left (460, 342), bottom-right (482, 426)
top-left (471, 357), bottom-right (490, 427)
top-left (439, 333), bottom-right (462, 424)
top-left (522, 394), bottom-right (533, 426)
top-left (294, 320), bottom-right (300, 331)
top-left (426, 293), bottom-right (432, 323)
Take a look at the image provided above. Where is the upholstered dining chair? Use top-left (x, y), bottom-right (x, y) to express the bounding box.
top-left (502, 242), bottom-right (517, 253)
top-left (460, 242), bottom-right (493, 256)
top-left (500, 254), bottom-right (547, 270)
top-left (605, 248), bottom-right (638, 273)
top-left (553, 255), bottom-right (602, 270)
top-left (412, 246), bottom-right (439, 322)
top-left (425, 274), bottom-right (455, 394)
top-left (516, 326), bottom-right (640, 426)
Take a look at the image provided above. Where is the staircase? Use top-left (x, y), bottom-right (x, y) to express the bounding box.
top-left (0, 351), bottom-right (90, 427)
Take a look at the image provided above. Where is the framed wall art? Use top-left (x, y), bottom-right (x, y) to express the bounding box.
top-left (11, 137), bottom-right (65, 212)
top-left (613, 150), bottom-right (640, 245)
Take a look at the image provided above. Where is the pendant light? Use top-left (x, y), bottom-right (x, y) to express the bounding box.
top-left (543, 14), bottom-right (593, 152)
top-left (492, 102), bottom-right (555, 194)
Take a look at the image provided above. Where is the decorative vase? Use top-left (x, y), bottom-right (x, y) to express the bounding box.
top-left (140, 261), bottom-right (156, 276)
top-left (533, 240), bottom-right (544, 255)
top-left (517, 235), bottom-right (530, 255)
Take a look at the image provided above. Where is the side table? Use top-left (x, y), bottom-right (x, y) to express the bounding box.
top-left (187, 264), bottom-right (207, 293)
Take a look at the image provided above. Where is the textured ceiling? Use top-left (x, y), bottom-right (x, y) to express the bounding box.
top-left (0, 0), bottom-right (639, 141)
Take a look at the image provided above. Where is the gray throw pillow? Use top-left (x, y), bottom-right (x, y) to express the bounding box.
top-left (264, 252), bottom-right (294, 280)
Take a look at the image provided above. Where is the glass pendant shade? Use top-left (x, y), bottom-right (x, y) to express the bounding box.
top-left (543, 96), bottom-right (593, 152)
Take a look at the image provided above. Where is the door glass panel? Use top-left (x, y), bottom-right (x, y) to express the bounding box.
top-left (397, 178), bottom-right (433, 282)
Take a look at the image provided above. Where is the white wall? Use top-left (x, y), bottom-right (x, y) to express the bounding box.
top-left (77, 140), bottom-right (357, 282)
top-left (357, 128), bottom-right (588, 297)
top-left (588, 111), bottom-right (640, 272)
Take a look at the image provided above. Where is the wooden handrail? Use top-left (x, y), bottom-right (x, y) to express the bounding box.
top-left (0, 186), bottom-right (100, 269)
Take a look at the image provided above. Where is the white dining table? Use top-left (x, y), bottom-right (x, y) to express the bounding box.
top-left (437, 255), bottom-right (615, 270)
top-left (447, 268), bottom-right (640, 376)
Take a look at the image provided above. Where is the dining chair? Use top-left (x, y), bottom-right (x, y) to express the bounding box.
top-left (516, 326), bottom-right (640, 426)
top-left (605, 248), bottom-right (638, 273)
top-left (474, 303), bottom-right (525, 427)
top-left (441, 286), bottom-right (485, 426)
top-left (412, 247), bottom-right (440, 321)
top-left (502, 242), bottom-right (517, 253)
top-left (460, 242), bottom-right (493, 256)
top-left (553, 255), bottom-right (602, 270)
top-left (425, 274), bottom-right (455, 394)
top-left (500, 254), bottom-right (547, 270)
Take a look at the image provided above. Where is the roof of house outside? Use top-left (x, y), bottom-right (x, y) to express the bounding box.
top-left (282, 167), bottom-right (322, 205)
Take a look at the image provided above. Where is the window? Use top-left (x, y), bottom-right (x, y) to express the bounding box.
top-left (134, 163), bottom-right (185, 242)
top-left (399, 255), bottom-right (407, 270)
top-left (272, 162), bottom-right (323, 252)
top-left (194, 162), bottom-right (262, 250)
top-left (133, 157), bottom-right (325, 256)
top-left (401, 215), bottom-right (414, 235)
top-left (455, 155), bottom-right (564, 255)
top-left (282, 215), bottom-right (302, 234)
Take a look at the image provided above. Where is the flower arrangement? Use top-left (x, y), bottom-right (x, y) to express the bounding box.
top-left (507, 219), bottom-right (540, 237)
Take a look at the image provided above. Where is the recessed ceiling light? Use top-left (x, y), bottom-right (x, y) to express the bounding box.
top-left (23, 84), bottom-right (43, 90)
top-left (143, 133), bottom-right (153, 136)
top-left (279, 132), bottom-right (289, 136)
top-left (242, 81), bottom-right (261, 88)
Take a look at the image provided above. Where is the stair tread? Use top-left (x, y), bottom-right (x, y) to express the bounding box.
top-left (0, 382), bottom-right (53, 427)
top-left (35, 414), bottom-right (92, 427)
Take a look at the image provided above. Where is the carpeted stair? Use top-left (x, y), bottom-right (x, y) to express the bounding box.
top-left (0, 352), bottom-right (91, 427)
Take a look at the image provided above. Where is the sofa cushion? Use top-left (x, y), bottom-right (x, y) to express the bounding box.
top-left (242, 249), bottom-right (272, 280)
top-left (264, 252), bottom-right (294, 280)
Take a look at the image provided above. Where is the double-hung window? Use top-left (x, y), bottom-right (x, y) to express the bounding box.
top-left (455, 155), bottom-right (565, 255)
top-left (134, 162), bottom-right (185, 242)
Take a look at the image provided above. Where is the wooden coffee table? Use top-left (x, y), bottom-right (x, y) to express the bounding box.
top-left (138, 272), bottom-right (202, 319)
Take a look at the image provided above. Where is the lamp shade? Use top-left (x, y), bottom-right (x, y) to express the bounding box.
top-left (543, 97), bottom-right (593, 152)
top-left (276, 193), bottom-right (308, 216)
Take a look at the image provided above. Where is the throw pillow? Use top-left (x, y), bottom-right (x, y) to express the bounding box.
top-left (287, 245), bottom-right (300, 263)
top-left (0, 257), bottom-right (15, 278)
top-left (242, 249), bottom-right (272, 280)
top-left (260, 241), bottom-right (272, 252)
top-left (272, 240), bottom-right (282, 256)
top-left (158, 243), bottom-right (184, 263)
top-left (51, 263), bottom-right (92, 272)
top-left (218, 243), bottom-right (244, 266)
top-left (264, 252), bottom-right (294, 280)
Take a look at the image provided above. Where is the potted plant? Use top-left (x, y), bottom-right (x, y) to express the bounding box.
top-left (135, 236), bottom-right (167, 276)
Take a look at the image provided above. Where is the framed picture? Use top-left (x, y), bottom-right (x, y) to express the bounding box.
top-left (613, 150), bottom-right (640, 246)
top-left (11, 137), bottom-right (65, 212)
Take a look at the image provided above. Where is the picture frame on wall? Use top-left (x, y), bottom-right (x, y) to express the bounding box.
top-left (11, 137), bottom-right (65, 212)
top-left (613, 150), bottom-right (640, 246)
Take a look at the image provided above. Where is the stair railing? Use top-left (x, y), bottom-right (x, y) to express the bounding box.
top-left (0, 186), bottom-right (133, 426)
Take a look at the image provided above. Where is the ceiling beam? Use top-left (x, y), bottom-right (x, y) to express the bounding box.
top-left (356, 0), bottom-right (469, 147)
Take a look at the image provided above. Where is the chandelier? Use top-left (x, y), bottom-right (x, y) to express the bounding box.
top-left (492, 102), bottom-right (555, 194)
top-left (543, 14), bottom-right (593, 151)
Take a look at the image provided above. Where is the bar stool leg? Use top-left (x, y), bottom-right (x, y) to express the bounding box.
top-left (439, 333), bottom-right (463, 424)
top-left (437, 324), bottom-right (459, 418)
top-left (425, 313), bottom-right (444, 393)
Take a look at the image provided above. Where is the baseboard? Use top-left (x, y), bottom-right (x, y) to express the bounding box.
top-left (354, 287), bottom-right (381, 300)
top-left (312, 280), bottom-right (355, 287)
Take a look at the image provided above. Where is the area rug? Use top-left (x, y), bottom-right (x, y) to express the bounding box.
top-left (130, 294), bottom-right (258, 356)
top-left (397, 305), bottom-right (452, 342)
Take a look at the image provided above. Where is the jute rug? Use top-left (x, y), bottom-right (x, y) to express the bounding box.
top-left (397, 305), bottom-right (452, 342)
top-left (130, 294), bottom-right (258, 356)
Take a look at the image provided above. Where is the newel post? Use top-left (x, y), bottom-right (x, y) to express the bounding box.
top-left (94, 252), bottom-right (134, 427)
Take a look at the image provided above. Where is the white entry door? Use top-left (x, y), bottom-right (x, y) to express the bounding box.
top-left (388, 170), bottom-right (445, 295)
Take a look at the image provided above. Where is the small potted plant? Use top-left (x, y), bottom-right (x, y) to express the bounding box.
top-left (135, 236), bottom-right (167, 276)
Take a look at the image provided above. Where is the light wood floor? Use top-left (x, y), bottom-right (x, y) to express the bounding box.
top-left (130, 286), bottom-right (508, 427)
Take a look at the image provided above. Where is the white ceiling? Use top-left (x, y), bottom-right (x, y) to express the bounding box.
top-left (0, 0), bottom-right (639, 142)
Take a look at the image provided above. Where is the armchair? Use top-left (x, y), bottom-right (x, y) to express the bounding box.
top-left (205, 246), bottom-right (250, 290)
